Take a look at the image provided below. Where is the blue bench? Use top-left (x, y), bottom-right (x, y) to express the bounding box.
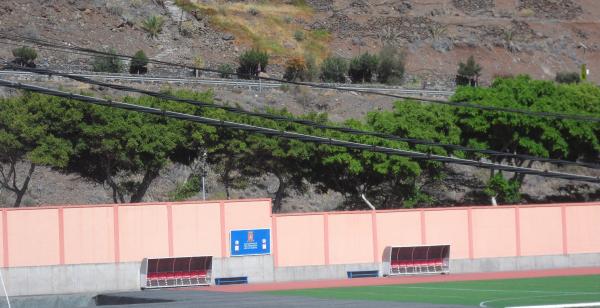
top-left (214, 276), bottom-right (248, 285)
top-left (347, 270), bottom-right (379, 278)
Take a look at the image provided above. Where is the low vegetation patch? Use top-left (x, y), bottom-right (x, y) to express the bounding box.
top-left (176, 0), bottom-right (330, 63)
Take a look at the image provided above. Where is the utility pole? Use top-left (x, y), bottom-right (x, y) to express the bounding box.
top-left (201, 151), bottom-right (207, 200)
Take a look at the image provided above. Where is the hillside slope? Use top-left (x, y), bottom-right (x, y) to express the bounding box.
top-left (0, 0), bottom-right (599, 84)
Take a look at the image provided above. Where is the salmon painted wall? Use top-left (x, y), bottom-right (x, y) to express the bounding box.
top-left (519, 206), bottom-right (564, 256)
top-left (223, 200), bottom-right (272, 257)
top-left (565, 205), bottom-right (600, 254)
top-left (171, 203), bottom-right (221, 258)
top-left (471, 208), bottom-right (516, 258)
top-left (0, 199), bottom-right (271, 268)
top-left (424, 209), bottom-right (470, 259)
top-left (63, 207), bottom-right (115, 264)
top-left (327, 213), bottom-right (374, 264)
top-left (272, 202), bottom-right (600, 267)
top-left (274, 214), bottom-right (325, 267)
top-left (375, 211), bottom-right (422, 261)
top-left (1, 200), bottom-right (599, 268)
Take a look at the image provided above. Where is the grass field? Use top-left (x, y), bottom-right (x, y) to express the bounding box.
top-left (267, 275), bottom-right (600, 307)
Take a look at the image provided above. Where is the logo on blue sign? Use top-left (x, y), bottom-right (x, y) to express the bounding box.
top-left (230, 229), bottom-right (271, 256)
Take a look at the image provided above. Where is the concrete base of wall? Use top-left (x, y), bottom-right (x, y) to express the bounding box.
top-left (1, 253), bottom-right (599, 297)
top-left (274, 263), bottom-right (381, 282)
top-left (0, 262), bottom-right (141, 297)
top-left (451, 253), bottom-right (600, 273)
top-left (212, 255), bottom-right (274, 283)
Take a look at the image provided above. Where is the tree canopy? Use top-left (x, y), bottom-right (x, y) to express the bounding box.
top-left (1, 75), bottom-right (598, 208)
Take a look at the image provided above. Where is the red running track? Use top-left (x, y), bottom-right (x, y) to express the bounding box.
top-left (194, 267), bottom-right (600, 293)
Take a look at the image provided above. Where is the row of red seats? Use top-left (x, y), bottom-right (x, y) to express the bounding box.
top-left (147, 270), bottom-right (208, 281)
top-left (391, 258), bottom-right (443, 268)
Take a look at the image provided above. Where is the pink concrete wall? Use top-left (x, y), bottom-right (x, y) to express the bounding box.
top-left (7, 209), bottom-right (60, 267)
top-left (171, 203), bottom-right (222, 257)
top-left (118, 205), bottom-right (170, 262)
top-left (376, 211), bottom-right (422, 260)
top-left (223, 200), bottom-right (272, 257)
top-left (274, 215), bottom-right (325, 267)
top-left (1, 201), bottom-right (600, 268)
top-left (0, 212), bottom-right (4, 267)
top-left (424, 209), bottom-right (470, 259)
top-left (328, 213), bottom-right (374, 265)
top-left (566, 205), bottom-right (600, 254)
top-left (63, 207), bottom-right (115, 264)
top-left (519, 206), bottom-right (563, 256)
top-left (471, 208), bottom-right (517, 258)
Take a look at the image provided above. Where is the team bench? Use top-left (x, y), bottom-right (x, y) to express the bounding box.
top-left (383, 245), bottom-right (450, 276)
top-left (141, 256), bottom-right (212, 289)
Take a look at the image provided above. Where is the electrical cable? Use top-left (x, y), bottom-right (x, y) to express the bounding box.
top-left (1, 79), bottom-right (598, 184)
top-left (6, 64), bottom-right (599, 170)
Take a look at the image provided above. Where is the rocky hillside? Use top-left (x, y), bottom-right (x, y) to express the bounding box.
top-left (0, 0), bottom-right (599, 83)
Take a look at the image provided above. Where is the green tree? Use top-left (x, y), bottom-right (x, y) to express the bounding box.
top-left (129, 50), bottom-right (149, 74)
top-left (484, 173), bottom-right (521, 204)
top-left (377, 46), bottom-right (405, 85)
top-left (237, 49), bottom-right (269, 79)
top-left (456, 55), bottom-right (482, 86)
top-left (320, 56), bottom-right (347, 83)
top-left (12, 46), bottom-right (38, 68)
top-left (451, 75), bottom-right (600, 204)
top-left (0, 93), bottom-right (78, 207)
top-left (207, 128), bottom-right (253, 200)
top-left (358, 101), bottom-right (460, 208)
top-left (92, 49), bottom-right (124, 73)
top-left (348, 52), bottom-right (379, 83)
top-left (243, 113), bottom-right (317, 212)
top-left (68, 90), bottom-right (215, 203)
top-left (141, 15), bottom-right (165, 39)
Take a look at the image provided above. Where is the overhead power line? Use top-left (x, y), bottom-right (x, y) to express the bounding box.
top-left (1, 33), bottom-right (600, 123)
top-left (1, 79), bottom-right (598, 184)
top-left (6, 64), bottom-right (599, 170)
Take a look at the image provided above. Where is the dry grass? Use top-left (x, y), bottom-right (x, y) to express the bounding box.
top-left (177, 0), bottom-right (331, 64)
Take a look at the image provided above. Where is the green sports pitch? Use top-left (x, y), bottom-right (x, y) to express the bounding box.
top-left (267, 275), bottom-right (600, 307)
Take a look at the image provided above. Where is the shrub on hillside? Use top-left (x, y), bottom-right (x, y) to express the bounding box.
top-left (141, 15), bottom-right (165, 39)
top-left (377, 46), bottom-right (405, 85)
top-left (92, 49), bottom-right (124, 73)
top-left (129, 50), bottom-right (149, 74)
top-left (320, 56), bottom-right (347, 83)
top-left (304, 54), bottom-right (319, 82)
top-left (293, 30), bottom-right (304, 42)
top-left (237, 49), bottom-right (269, 79)
top-left (218, 63), bottom-right (235, 79)
top-left (283, 57), bottom-right (308, 82)
top-left (12, 46), bottom-right (38, 68)
top-left (456, 55), bottom-right (482, 86)
top-left (193, 55), bottom-right (204, 77)
top-left (555, 72), bottom-right (580, 84)
top-left (348, 52), bottom-right (379, 83)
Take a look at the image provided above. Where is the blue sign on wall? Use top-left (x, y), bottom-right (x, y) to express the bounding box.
top-left (230, 229), bottom-right (271, 256)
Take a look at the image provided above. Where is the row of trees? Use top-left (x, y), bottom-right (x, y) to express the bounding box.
top-left (1, 76), bottom-right (599, 209)
top-left (281, 47), bottom-right (407, 84)
top-left (10, 46), bottom-right (586, 89)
